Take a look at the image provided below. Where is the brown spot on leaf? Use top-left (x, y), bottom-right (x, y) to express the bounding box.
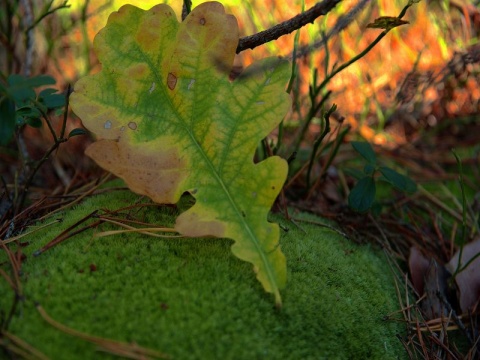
top-left (128, 122), bottom-right (137, 130)
top-left (167, 73), bottom-right (177, 90)
top-left (199, 17), bottom-right (206, 25)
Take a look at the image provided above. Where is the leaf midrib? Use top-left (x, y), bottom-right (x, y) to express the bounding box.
top-left (99, 21), bottom-right (282, 299)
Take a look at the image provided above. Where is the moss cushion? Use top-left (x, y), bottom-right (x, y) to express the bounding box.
top-left (1, 183), bottom-right (406, 359)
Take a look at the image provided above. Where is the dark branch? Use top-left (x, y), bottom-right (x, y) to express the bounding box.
top-left (236, 0), bottom-right (343, 54)
top-left (182, 0), bottom-right (192, 21)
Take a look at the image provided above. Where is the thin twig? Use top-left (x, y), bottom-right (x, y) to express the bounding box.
top-left (15, 88), bottom-right (73, 213)
top-left (294, 0), bottom-right (372, 60)
top-left (59, 84), bottom-right (71, 139)
top-left (33, 210), bottom-right (100, 256)
top-left (182, 0), bottom-right (192, 21)
top-left (0, 330), bottom-right (49, 360)
top-left (306, 104), bottom-right (335, 189)
top-left (25, 1), bottom-right (70, 33)
top-left (418, 186), bottom-right (471, 227)
top-left (36, 304), bottom-right (169, 359)
top-left (37, 173), bottom-right (112, 221)
top-left (20, 0), bottom-right (34, 77)
top-left (236, 0), bottom-right (343, 53)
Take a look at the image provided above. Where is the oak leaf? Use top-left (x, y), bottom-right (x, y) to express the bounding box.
top-left (70, 2), bottom-right (291, 306)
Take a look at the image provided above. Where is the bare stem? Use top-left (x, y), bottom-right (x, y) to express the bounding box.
top-left (182, 0), bottom-right (192, 21)
top-left (25, 1), bottom-right (70, 33)
top-left (15, 89), bottom-right (72, 213)
top-left (236, 0), bottom-right (342, 53)
top-left (20, 0), bottom-right (34, 77)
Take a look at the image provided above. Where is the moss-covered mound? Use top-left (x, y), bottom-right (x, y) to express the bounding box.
top-left (1, 183), bottom-right (406, 359)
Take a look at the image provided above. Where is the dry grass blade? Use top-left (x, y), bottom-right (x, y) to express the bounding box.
top-left (36, 305), bottom-right (169, 360)
top-left (94, 229), bottom-right (181, 238)
top-left (37, 173), bottom-right (112, 221)
top-left (94, 219), bottom-right (182, 238)
top-left (0, 330), bottom-right (49, 360)
top-left (0, 240), bottom-right (22, 294)
top-left (0, 267), bottom-right (16, 291)
top-left (33, 210), bottom-right (101, 257)
top-left (1, 219), bottom-right (62, 245)
top-left (418, 186), bottom-right (474, 228)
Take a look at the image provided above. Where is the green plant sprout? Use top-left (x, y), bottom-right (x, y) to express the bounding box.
top-left (291, 0), bottom-right (420, 155)
top-left (0, 75), bottom-right (86, 212)
top-left (347, 141), bottom-right (417, 212)
top-left (451, 149), bottom-right (480, 278)
top-left (0, 75), bottom-right (64, 145)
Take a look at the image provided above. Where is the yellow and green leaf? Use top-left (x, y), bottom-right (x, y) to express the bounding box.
top-left (70, 2), bottom-right (291, 306)
top-left (367, 16), bottom-right (409, 30)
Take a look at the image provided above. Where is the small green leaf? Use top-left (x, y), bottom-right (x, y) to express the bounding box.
top-left (7, 75), bottom-right (57, 105)
top-left (8, 74), bottom-right (56, 88)
top-left (364, 163), bottom-right (375, 175)
top-left (378, 166), bottom-right (417, 193)
top-left (68, 128), bottom-right (88, 138)
top-left (0, 98), bottom-right (16, 146)
top-left (25, 117), bottom-right (42, 128)
top-left (38, 88), bottom-right (58, 97)
top-left (352, 141), bottom-right (376, 164)
top-left (9, 86), bottom-right (36, 105)
top-left (39, 89), bottom-right (65, 109)
top-left (344, 167), bottom-right (364, 180)
top-left (30, 75), bottom-right (56, 87)
top-left (16, 106), bottom-right (42, 118)
top-left (367, 17), bottom-right (409, 30)
top-left (7, 74), bottom-right (26, 86)
top-left (348, 176), bottom-right (376, 212)
top-left (36, 102), bottom-right (48, 113)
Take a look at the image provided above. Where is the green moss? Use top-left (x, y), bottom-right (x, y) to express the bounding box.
top-left (1, 182), bottom-right (406, 359)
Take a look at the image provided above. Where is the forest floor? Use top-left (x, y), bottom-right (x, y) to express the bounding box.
top-left (1, 0), bottom-right (480, 359)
